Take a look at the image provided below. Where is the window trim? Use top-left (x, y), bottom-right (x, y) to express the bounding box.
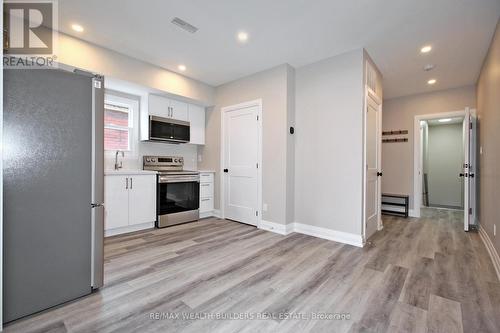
top-left (104, 101), bottom-right (133, 151)
top-left (103, 90), bottom-right (140, 158)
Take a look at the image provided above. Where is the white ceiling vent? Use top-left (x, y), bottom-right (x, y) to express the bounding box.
top-left (171, 17), bottom-right (198, 34)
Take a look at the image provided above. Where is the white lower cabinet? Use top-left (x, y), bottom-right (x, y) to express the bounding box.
top-left (199, 172), bottom-right (215, 218)
top-left (104, 174), bottom-right (156, 236)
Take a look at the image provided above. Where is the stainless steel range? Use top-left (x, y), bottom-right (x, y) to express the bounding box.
top-left (143, 156), bottom-right (200, 228)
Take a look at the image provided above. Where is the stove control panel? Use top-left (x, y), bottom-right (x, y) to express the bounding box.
top-left (143, 155), bottom-right (184, 170)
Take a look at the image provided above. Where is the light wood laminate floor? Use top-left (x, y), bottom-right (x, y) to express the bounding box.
top-left (5, 208), bottom-right (500, 332)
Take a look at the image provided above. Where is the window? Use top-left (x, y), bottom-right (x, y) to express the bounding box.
top-left (104, 100), bottom-right (132, 151)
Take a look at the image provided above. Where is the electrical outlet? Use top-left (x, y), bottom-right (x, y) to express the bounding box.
top-left (494, 224), bottom-right (496, 237)
top-left (262, 203), bottom-right (268, 212)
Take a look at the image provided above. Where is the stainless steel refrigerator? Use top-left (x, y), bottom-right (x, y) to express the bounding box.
top-left (3, 68), bottom-right (104, 323)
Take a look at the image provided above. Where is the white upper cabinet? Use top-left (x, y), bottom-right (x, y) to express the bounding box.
top-left (169, 99), bottom-right (188, 121)
top-left (188, 104), bottom-right (205, 145)
top-left (148, 94), bottom-right (188, 121)
top-left (148, 94), bottom-right (170, 118)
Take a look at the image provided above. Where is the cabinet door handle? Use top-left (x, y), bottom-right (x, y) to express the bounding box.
top-left (126, 177), bottom-right (128, 189)
top-left (201, 198), bottom-right (211, 202)
top-left (130, 177), bottom-right (133, 189)
top-left (201, 184), bottom-right (210, 187)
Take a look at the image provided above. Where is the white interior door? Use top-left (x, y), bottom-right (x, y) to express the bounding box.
top-left (462, 108), bottom-right (477, 231)
top-left (223, 104), bottom-right (260, 226)
top-left (365, 91), bottom-right (382, 239)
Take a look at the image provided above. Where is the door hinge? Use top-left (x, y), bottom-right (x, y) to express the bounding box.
top-left (470, 122), bottom-right (472, 130)
top-left (257, 115), bottom-right (259, 121)
top-left (256, 163), bottom-right (259, 169)
top-left (256, 211), bottom-right (259, 216)
top-left (469, 208), bottom-right (472, 215)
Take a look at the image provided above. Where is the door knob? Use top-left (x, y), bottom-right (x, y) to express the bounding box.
top-left (223, 169), bottom-right (228, 173)
top-left (377, 172), bottom-right (383, 177)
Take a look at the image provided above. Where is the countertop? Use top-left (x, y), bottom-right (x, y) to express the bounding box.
top-left (104, 169), bottom-right (158, 176)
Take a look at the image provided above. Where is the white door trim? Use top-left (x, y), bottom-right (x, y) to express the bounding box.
top-left (412, 110), bottom-right (467, 218)
top-left (220, 99), bottom-right (263, 227)
top-left (362, 86), bottom-right (382, 242)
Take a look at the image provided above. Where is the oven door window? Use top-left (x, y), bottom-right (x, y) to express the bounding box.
top-left (158, 181), bottom-right (200, 215)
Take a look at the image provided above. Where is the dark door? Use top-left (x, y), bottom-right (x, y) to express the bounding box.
top-left (3, 69), bottom-right (93, 322)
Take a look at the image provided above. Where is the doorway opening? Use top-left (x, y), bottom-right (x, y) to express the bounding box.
top-left (420, 117), bottom-right (465, 211)
top-left (413, 108), bottom-right (477, 231)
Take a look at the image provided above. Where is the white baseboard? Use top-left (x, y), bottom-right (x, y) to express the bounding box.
top-left (200, 209), bottom-right (222, 219)
top-left (293, 223), bottom-right (364, 248)
top-left (105, 222), bottom-right (154, 237)
top-left (479, 226), bottom-right (500, 282)
top-left (200, 211), bottom-right (214, 219)
top-left (409, 209), bottom-right (419, 218)
top-left (259, 220), bottom-right (293, 235)
top-left (258, 220), bottom-right (363, 248)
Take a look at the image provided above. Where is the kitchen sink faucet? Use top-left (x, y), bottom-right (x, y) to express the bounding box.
top-left (115, 150), bottom-right (124, 170)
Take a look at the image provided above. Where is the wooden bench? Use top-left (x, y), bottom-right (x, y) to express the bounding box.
top-left (381, 193), bottom-right (409, 218)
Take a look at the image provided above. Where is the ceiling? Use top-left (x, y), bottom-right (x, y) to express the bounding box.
top-left (58, 0), bottom-right (500, 99)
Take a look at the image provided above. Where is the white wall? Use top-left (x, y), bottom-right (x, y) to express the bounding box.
top-left (382, 86), bottom-right (476, 210)
top-left (426, 123), bottom-right (464, 208)
top-left (477, 19), bottom-right (500, 256)
top-left (58, 33), bottom-right (215, 106)
top-left (105, 142), bottom-right (198, 171)
top-left (198, 64), bottom-right (295, 225)
top-left (295, 49), bottom-right (365, 235)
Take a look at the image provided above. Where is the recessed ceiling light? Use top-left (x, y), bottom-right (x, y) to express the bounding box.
top-left (421, 45), bottom-right (432, 53)
top-left (178, 64), bottom-right (186, 71)
top-left (423, 64), bottom-right (435, 72)
top-left (71, 24), bottom-right (84, 33)
top-left (438, 118), bottom-right (452, 123)
top-left (237, 31), bottom-right (249, 43)
top-left (427, 79), bottom-right (437, 85)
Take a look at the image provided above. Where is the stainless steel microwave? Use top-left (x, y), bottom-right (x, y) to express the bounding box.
top-left (148, 116), bottom-right (190, 143)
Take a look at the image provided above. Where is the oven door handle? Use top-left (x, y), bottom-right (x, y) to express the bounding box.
top-left (159, 178), bottom-right (200, 184)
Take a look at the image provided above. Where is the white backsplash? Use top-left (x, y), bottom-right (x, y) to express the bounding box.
top-left (105, 141), bottom-right (198, 171)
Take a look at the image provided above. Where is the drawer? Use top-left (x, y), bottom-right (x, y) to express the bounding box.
top-left (200, 197), bottom-right (214, 212)
top-left (200, 182), bottom-right (213, 198)
top-left (200, 172), bottom-right (214, 183)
